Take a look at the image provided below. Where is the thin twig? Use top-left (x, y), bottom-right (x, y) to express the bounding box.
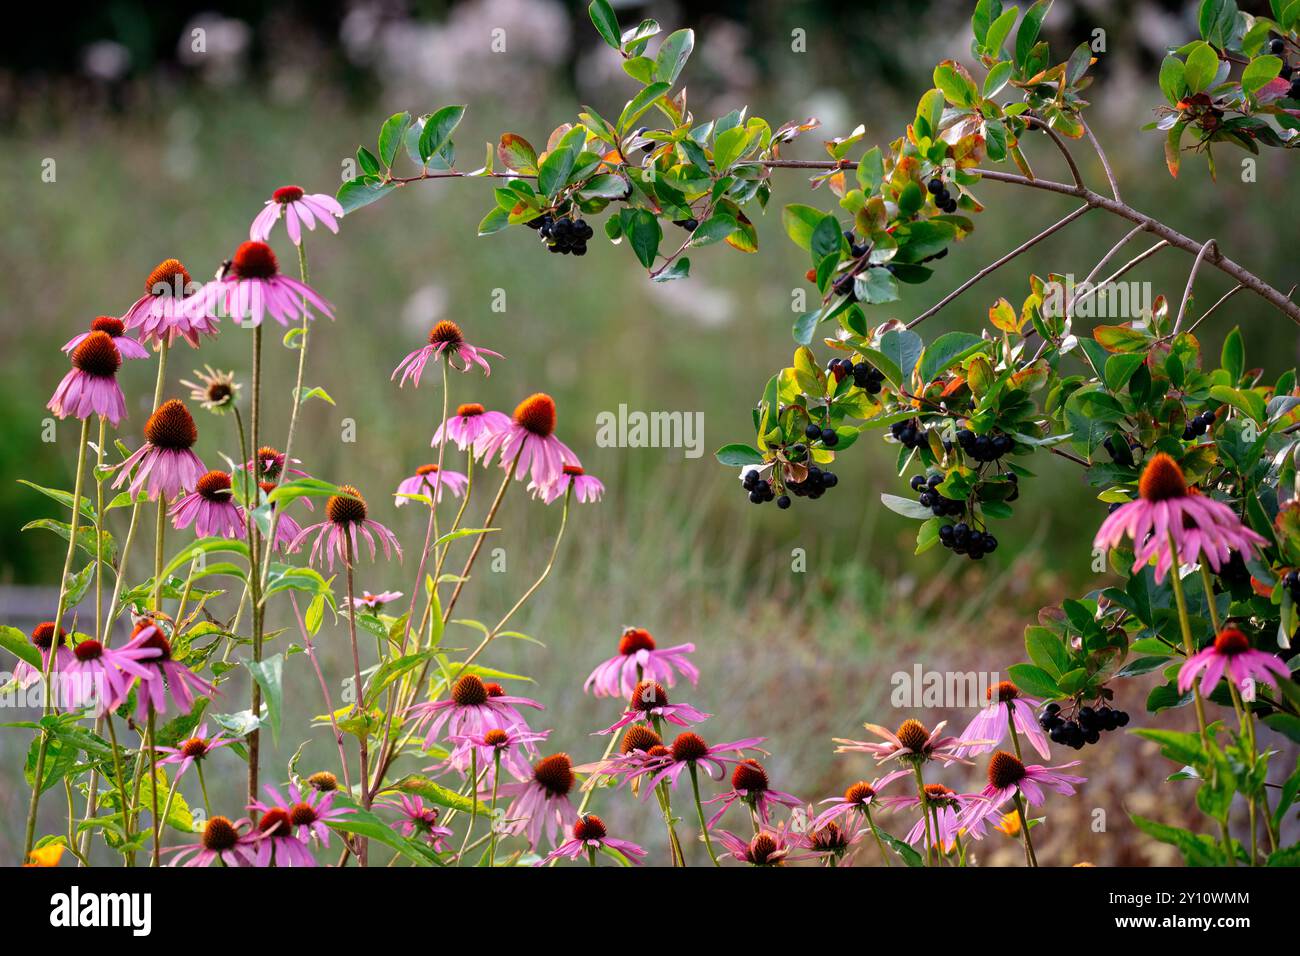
top-left (1173, 238), bottom-right (1217, 334)
top-left (1023, 114), bottom-right (1086, 190)
top-left (1082, 119), bottom-right (1121, 202)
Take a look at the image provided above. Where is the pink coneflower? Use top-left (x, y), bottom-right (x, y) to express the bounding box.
top-left (164, 816), bottom-right (260, 867)
top-left (477, 393), bottom-right (579, 489)
top-left (10, 621), bottom-right (65, 689)
top-left (496, 753), bottom-right (580, 849)
top-left (47, 331), bottom-right (128, 426)
top-left (342, 590), bottom-right (403, 612)
top-left (122, 258), bottom-right (217, 348)
top-left (1179, 627), bottom-right (1291, 698)
top-left (703, 758), bottom-right (802, 828)
top-left (879, 784), bottom-right (983, 849)
top-left (958, 751), bottom-right (1085, 837)
top-left (54, 635), bottom-right (160, 717)
top-left (537, 814), bottom-right (647, 866)
top-left (186, 241), bottom-right (333, 328)
top-left (288, 484), bottom-right (402, 571)
top-left (716, 827), bottom-right (796, 866)
top-left (249, 185), bottom-right (343, 246)
top-left (432, 402), bottom-right (511, 453)
top-left (597, 680), bottom-right (710, 735)
top-left (584, 626), bottom-right (699, 699)
top-left (394, 463), bottom-right (469, 506)
top-left (245, 445), bottom-right (310, 483)
top-left (634, 732), bottom-right (767, 794)
top-left (1094, 453), bottom-right (1266, 583)
top-left (382, 794), bottom-right (453, 850)
top-left (407, 674), bottom-right (542, 749)
top-left (251, 782), bottom-right (351, 848)
top-left (573, 725), bottom-right (665, 786)
top-left (393, 320), bottom-right (502, 386)
top-left (798, 819), bottom-right (864, 863)
top-left (154, 723), bottom-right (235, 778)
top-left (530, 463), bottom-right (604, 505)
top-left (955, 681), bottom-right (1050, 760)
top-left (834, 718), bottom-right (975, 766)
top-left (444, 724), bottom-right (551, 783)
top-left (811, 773), bottom-right (910, 830)
top-left (259, 480), bottom-right (304, 553)
top-left (122, 620), bottom-right (217, 723)
top-left (180, 365), bottom-right (240, 414)
top-left (63, 316), bottom-right (149, 360)
top-left (249, 804), bottom-right (317, 867)
top-left (112, 399), bottom-right (205, 501)
top-left (170, 470), bottom-right (245, 539)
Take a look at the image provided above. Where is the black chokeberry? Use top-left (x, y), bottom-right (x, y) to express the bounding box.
top-left (805, 423), bottom-right (822, 441)
top-left (927, 177), bottom-right (943, 194)
top-left (821, 429), bottom-right (839, 448)
top-left (777, 495), bottom-right (791, 510)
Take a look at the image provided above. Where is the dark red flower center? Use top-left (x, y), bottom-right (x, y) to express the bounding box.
top-left (326, 485), bottom-right (367, 526)
top-left (895, 719), bottom-right (930, 752)
top-left (513, 393), bottom-right (556, 437)
top-left (923, 783), bottom-right (956, 805)
top-left (1139, 453), bottom-right (1188, 502)
top-left (988, 680), bottom-right (1020, 703)
top-left (71, 331), bottom-right (122, 378)
top-left (532, 754), bottom-right (574, 797)
top-left (144, 399), bottom-right (198, 451)
top-left (456, 403), bottom-right (484, 417)
top-left (201, 816), bottom-right (238, 852)
top-left (273, 185), bottom-right (305, 204)
top-left (671, 732), bottom-right (709, 763)
top-left (308, 772), bottom-right (338, 792)
top-left (573, 814), bottom-right (607, 841)
top-left (731, 758), bottom-right (769, 793)
top-left (180, 737), bottom-right (209, 758)
top-left (415, 464), bottom-right (442, 477)
top-left (452, 675), bottom-right (489, 707)
top-left (620, 725), bottom-right (662, 754)
top-left (31, 621), bottom-right (64, 650)
top-left (257, 807), bottom-right (292, 835)
top-left (646, 745), bottom-right (670, 759)
top-left (130, 621), bottom-right (173, 662)
top-left (145, 258), bottom-right (192, 298)
top-left (484, 728), bottom-right (510, 747)
top-left (562, 464), bottom-right (584, 476)
top-left (231, 241), bottom-right (279, 280)
top-left (629, 680), bottom-right (668, 712)
top-left (483, 682), bottom-right (505, 697)
top-left (749, 832), bottom-right (779, 864)
top-left (811, 821), bottom-right (848, 852)
top-left (289, 802), bottom-right (318, 827)
top-left (988, 750), bottom-right (1027, 790)
top-left (196, 470), bottom-right (233, 502)
top-left (618, 627), bottom-right (656, 655)
top-left (90, 316), bottom-right (126, 337)
top-left (428, 320), bottom-right (464, 349)
top-left (257, 447), bottom-right (285, 478)
top-left (845, 781), bottom-right (876, 805)
top-left (1213, 627), bottom-right (1251, 655)
top-left (72, 639), bottom-right (103, 662)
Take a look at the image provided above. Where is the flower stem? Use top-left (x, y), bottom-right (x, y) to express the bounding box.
top-left (1013, 792), bottom-right (1038, 867)
top-left (147, 707), bottom-right (161, 867)
top-left (911, 763), bottom-right (933, 866)
top-left (105, 715), bottom-right (133, 864)
top-left (196, 761), bottom-right (212, 816)
top-left (247, 323), bottom-right (265, 812)
top-left (150, 498), bottom-right (166, 611)
top-left (458, 748), bottom-right (478, 860)
top-left (863, 806), bottom-right (891, 866)
top-left (487, 750), bottom-right (502, 867)
top-left (343, 532), bottom-right (369, 867)
top-left (689, 763), bottom-right (720, 866)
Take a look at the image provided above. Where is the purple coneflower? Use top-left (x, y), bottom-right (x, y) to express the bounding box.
top-left (393, 320), bottom-right (502, 386)
top-left (47, 331), bottom-right (128, 426)
top-left (122, 620), bottom-right (216, 723)
top-left (407, 674), bottom-right (542, 749)
top-left (246, 445), bottom-right (310, 483)
top-left (879, 784), bottom-right (983, 849)
top-left (382, 794), bottom-right (453, 850)
top-left (249, 185), bottom-right (343, 245)
top-left (716, 827), bottom-right (795, 866)
top-left (54, 636), bottom-right (160, 717)
top-left (958, 751), bottom-right (1085, 837)
top-left (394, 463), bottom-right (469, 506)
top-left (249, 804), bottom-right (317, 867)
top-left (122, 258), bottom-right (217, 348)
top-left (811, 772), bottom-right (910, 830)
top-left (10, 621), bottom-right (65, 689)
top-left (170, 470), bottom-right (245, 539)
top-left (342, 590), bottom-right (403, 612)
top-left (112, 399), bottom-right (205, 501)
top-left (478, 392), bottom-right (578, 489)
top-left (154, 723), bottom-right (235, 778)
top-left (288, 484), bottom-right (402, 571)
top-left (63, 316), bottom-right (149, 360)
top-left (537, 814), bottom-right (647, 866)
top-left (955, 680), bottom-right (1050, 760)
top-left (798, 820), bottom-right (863, 863)
top-left (186, 241), bottom-right (333, 328)
top-left (834, 718), bottom-right (975, 766)
top-left (530, 463), bottom-right (604, 504)
top-left (164, 816), bottom-right (260, 867)
top-left (597, 680), bottom-right (710, 735)
top-left (495, 752), bottom-right (579, 849)
top-left (584, 626), bottom-right (698, 699)
top-left (433, 402), bottom-right (511, 453)
top-left (444, 724), bottom-right (551, 783)
top-left (702, 758), bottom-right (801, 828)
top-left (1094, 452), bottom-right (1266, 583)
top-left (573, 725), bottom-right (665, 786)
top-left (634, 732), bottom-right (766, 793)
top-left (180, 365), bottom-right (240, 414)
top-left (251, 782), bottom-right (351, 848)
top-left (1179, 627), bottom-right (1291, 698)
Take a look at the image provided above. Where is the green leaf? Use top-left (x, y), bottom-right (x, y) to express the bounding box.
top-left (1242, 54), bottom-right (1282, 95)
top-left (1183, 41), bottom-right (1219, 93)
top-left (1015, 0), bottom-right (1053, 71)
top-left (329, 796), bottom-right (441, 866)
top-left (246, 654), bottom-right (283, 746)
top-left (919, 332), bottom-right (984, 383)
top-left (389, 774), bottom-right (487, 815)
top-left (1024, 626), bottom-right (1069, 678)
top-left (872, 824), bottom-right (925, 866)
top-left (588, 0), bottom-right (621, 49)
top-left (625, 209), bottom-right (662, 268)
top-left (0, 625), bottom-right (42, 669)
top-left (1129, 813), bottom-right (1226, 866)
top-left (1006, 663), bottom-right (1062, 698)
top-left (1158, 54), bottom-right (1187, 105)
top-left (880, 494), bottom-right (936, 520)
top-left (617, 82), bottom-right (671, 134)
top-left (417, 106), bottom-right (466, 165)
top-left (537, 125), bottom-right (587, 197)
top-left (337, 177), bottom-right (395, 215)
top-left (378, 111), bottom-right (411, 167)
top-left (496, 133), bottom-right (538, 175)
top-left (654, 29), bottom-right (694, 85)
top-left (1220, 326), bottom-right (1245, 382)
top-left (715, 443), bottom-right (764, 467)
top-left (879, 328), bottom-right (923, 385)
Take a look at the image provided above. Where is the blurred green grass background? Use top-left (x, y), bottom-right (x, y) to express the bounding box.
top-left (1, 0), bottom-right (1297, 864)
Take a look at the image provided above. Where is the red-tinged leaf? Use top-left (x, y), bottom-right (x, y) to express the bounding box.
top-left (497, 134), bottom-right (538, 175)
top-left (1165, 121), bottom-right (1186, 178)
top-left (1093, 324), bottom-right (1150, 353)
top-left (989, 297), bottom-right (1022, 333)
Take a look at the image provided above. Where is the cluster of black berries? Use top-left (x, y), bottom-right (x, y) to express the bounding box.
top-left (844, 230), bottom-right (867, 258)
top-left (891, 418), bottom-right (927, 449)
top-left (786, 464), bottom-right (838, 503)
top-left (1272, 38), bottom-right (1300, 97)
top-left (803, 421), bottom-right (840, 448)
top-left (828, 357), bottom-right (884, 395)
top-left (527, 215), bottom-right (594, 255)
top-left (928, 176), bottom-right (958, 214)
top-left (742, 469), bottom-right (777, 505)
top-left (1182, 410), bottom-right (1215, 441)
top-left (1040, 702), bottom-right (1128, 750)
top-left (956, 427), bottom-right (1013, 462)
top-left (938, 522), bottom-right (997, 559)
top-left (1283, 570), bottom-right (1300, 602)
top-left (910, 473), bottom-right (964, 517)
